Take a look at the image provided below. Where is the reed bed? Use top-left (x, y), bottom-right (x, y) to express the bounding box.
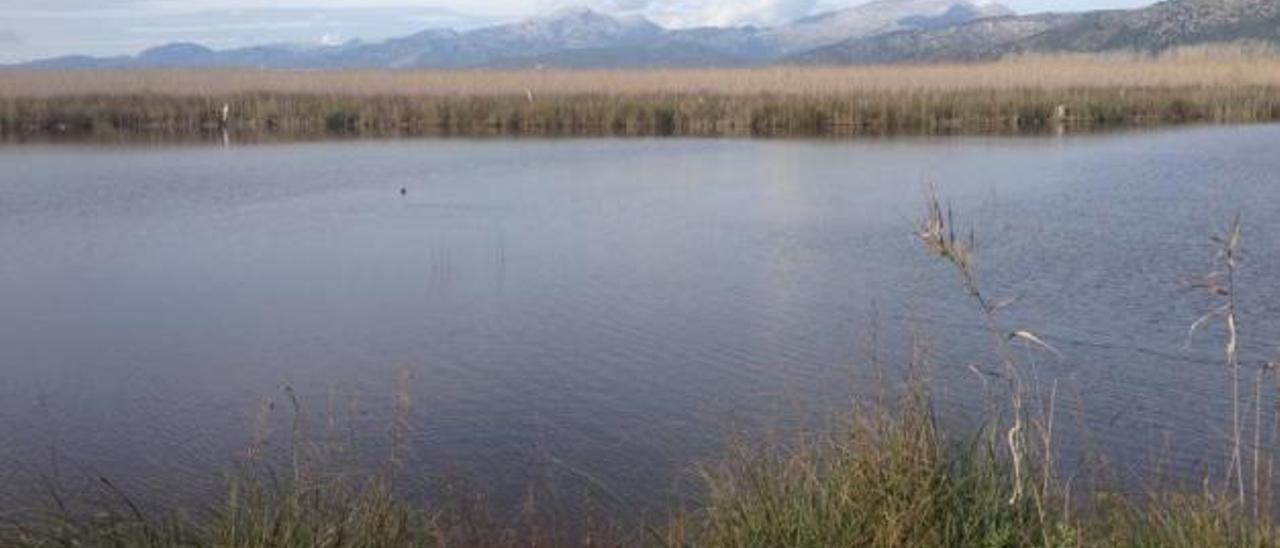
top-left (5, 46), bottom-right (1280, 138)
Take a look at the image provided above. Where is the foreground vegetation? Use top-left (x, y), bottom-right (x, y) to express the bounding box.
top-left (5, 196), bottom-right (1280, 547)
top-left (11, 386), bottom-right (1275, 547)
top-left (6, 47), bottom-right (1280, 138)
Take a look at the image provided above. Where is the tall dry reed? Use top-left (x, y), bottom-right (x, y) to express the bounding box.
top-left (4, 46), bottom-right (1280, 138)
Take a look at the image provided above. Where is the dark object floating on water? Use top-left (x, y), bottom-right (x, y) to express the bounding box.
top-left (399, 187), bottom-right (407, 196)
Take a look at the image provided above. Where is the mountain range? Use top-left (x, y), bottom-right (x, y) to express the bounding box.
top-left (16, 0), bottom-right (1280, 70)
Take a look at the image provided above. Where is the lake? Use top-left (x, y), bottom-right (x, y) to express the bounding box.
top-left (3, 127), bottom-right (1280, 514)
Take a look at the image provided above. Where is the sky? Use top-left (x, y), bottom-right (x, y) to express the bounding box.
top-left (0, 0), bottom-right (1156, 63)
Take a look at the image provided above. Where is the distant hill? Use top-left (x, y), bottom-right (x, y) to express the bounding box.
top-left (16, 0), bottom-right (1280, 69)
top-left (1020, 0), bottom-right (1280, 52)
top-left (760, 0), bottom-right (1015, 55)
top-left (17, 1), bottom-right (1013, 69)
top-left (791, 13), bottom-right (1080, 63)
top-left (792, 0), bottom-right (1280, 64)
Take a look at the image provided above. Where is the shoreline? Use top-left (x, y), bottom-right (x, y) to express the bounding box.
top-left (7, 54), bottom-right (1280, 139)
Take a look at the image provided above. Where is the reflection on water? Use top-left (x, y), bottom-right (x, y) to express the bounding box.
top-left (2, 127), bottom-right (1280, 512)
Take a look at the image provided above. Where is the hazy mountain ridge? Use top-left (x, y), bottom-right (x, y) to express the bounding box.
top-left (758, 0), bottom-right (1015, 55)
top-left (795, 0), bottom-right (1280, 64)
top-left (16, 0), bottom-right (1280, 69)
top-left (1020, 0), bottom-right (1280, 52)
top-left (18, 1), bottom-right (1013, 69)
top-left (791, 13), bottom-right (1080, 63)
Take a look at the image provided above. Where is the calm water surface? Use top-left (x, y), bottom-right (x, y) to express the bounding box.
top-left (3, 127), bottom-right (1280, 512)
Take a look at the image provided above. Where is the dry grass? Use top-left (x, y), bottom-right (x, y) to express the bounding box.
top-left (4, 46), bottom-right (1280, 137)
top-left (5, 46), bottom-right (1280, 97)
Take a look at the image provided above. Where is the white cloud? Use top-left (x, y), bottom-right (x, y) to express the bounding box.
top-left (699, 0), bottom-right (820, 27)
top-left (541, 0), bottom-right (818, 27)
